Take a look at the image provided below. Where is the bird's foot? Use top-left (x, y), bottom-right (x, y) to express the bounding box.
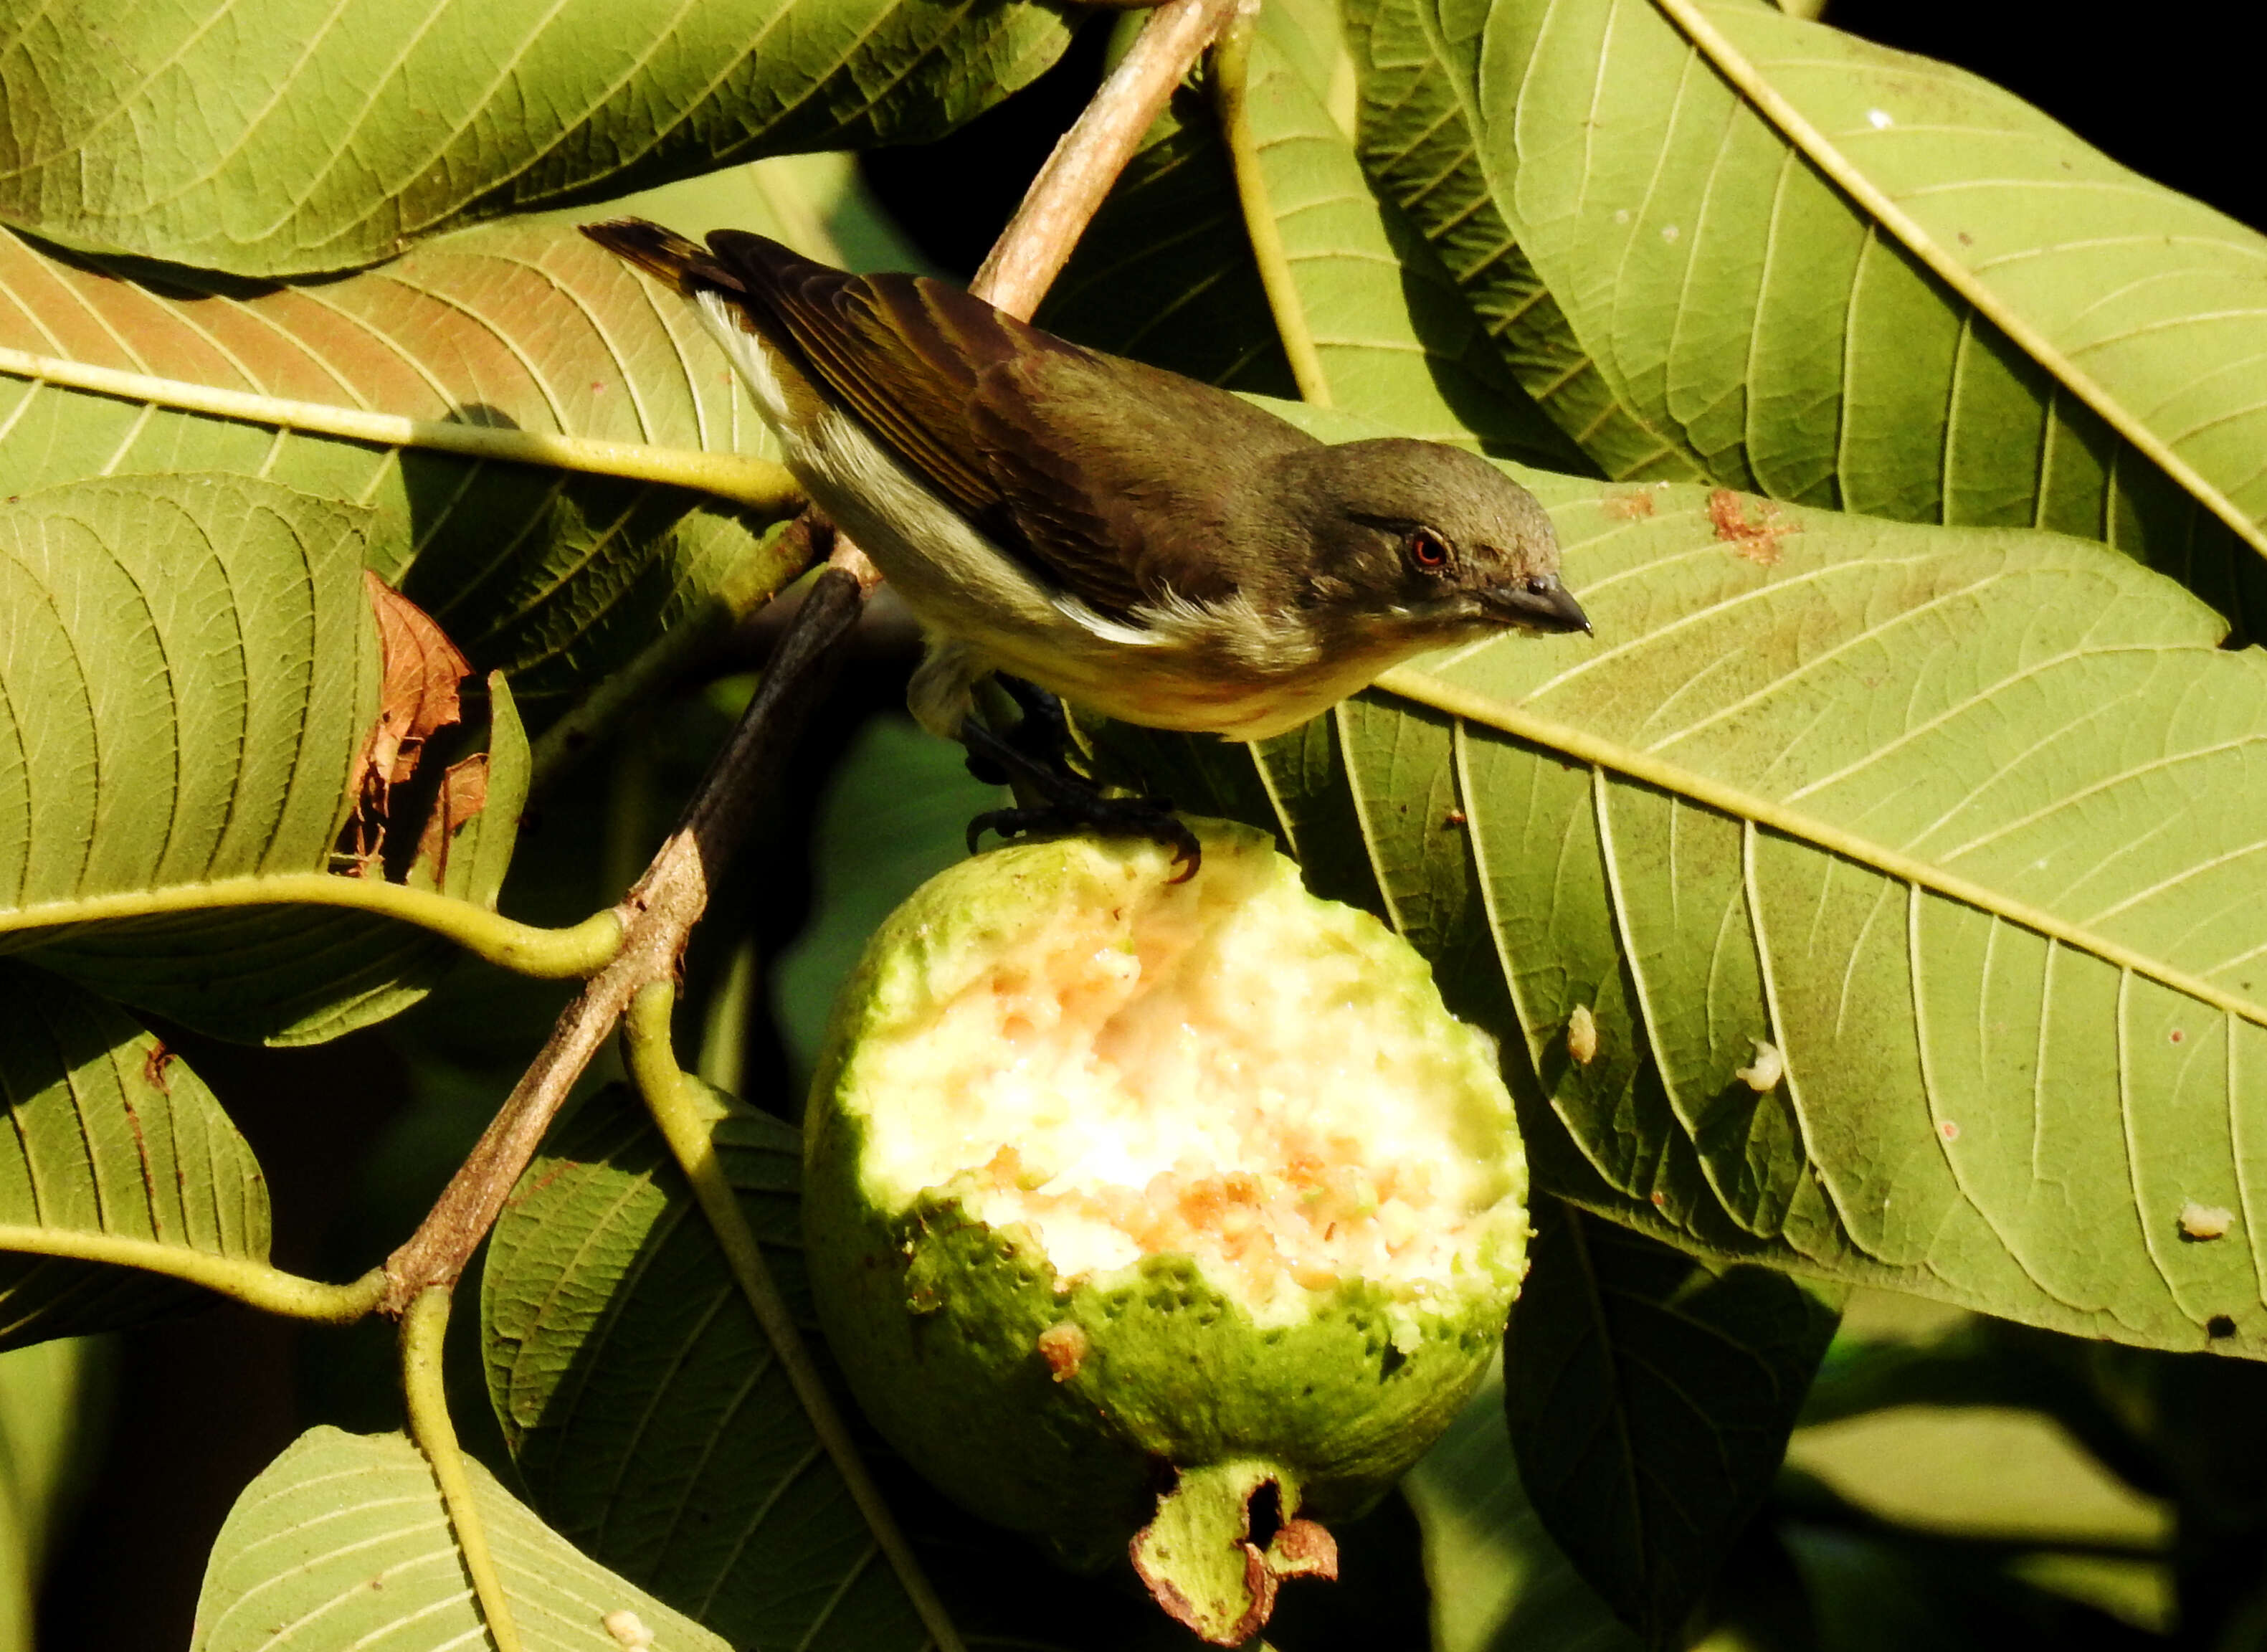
top-left (961, 706), bottom-right (1199, 882)
top-left (960, 675), bottom-right (1074, 786)
top-left (966, 797), bottom-right (1201, 881)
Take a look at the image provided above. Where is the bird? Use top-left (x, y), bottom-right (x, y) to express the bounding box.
top-left (581, 219), bottom-right (1590, 865)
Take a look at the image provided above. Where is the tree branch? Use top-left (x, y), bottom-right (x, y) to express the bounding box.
top-left (973, 0), bottom-right (1248, 318)
top-left (381, 523), bottom-right (860, 1313)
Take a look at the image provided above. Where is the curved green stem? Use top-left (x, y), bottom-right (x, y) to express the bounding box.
top-left (1209, 7), bottom-right (1331, 407)
top-left (622, 983), bottom-right (969, 1652)
top-left (402, 1287), bottom-right (523, 1652)
top-left (0, 1229), bottom-right (384, 1321)
top-left (0, 876), bottom-right (622, 979)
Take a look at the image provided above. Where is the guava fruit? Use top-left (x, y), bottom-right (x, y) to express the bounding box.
top-left (803, 817), bottom-right (1526, 1644)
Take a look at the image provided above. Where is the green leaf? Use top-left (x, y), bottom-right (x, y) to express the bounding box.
top-left (1802, 1311), bottom-right (2170, 1504)
top-left (0, 161), bottom-right (845, 702)
top-left (0, 0), bottom-right (1072, 277)
top-left (0, 1337), bottom-right (103, 1644)
top-left (0, 476), bottom-right (375, 913)
top-left (191, 1425), bottom-right (733, 1652)
top-left (772, 715), bottom-right (1002, 1091)
top-left (1041, 6), bottom-right (1582, 468)
top-left (33, 670), bottom-right (532, 1045)
top-left (1346, 0), bottom-right (2267, 628)
top-left (1402, 1366), bottom-right (1643, 1652)
top-left (1786, 1405), bottom-right (2169, 1552)
top-left (0, 478), bottom-right (538, 1042)
top-left (482, 1078), bottom-right (931, 1652)
top-left (1344, 0), bottom-right (1703, 484)
top-left (1118, 423), bottom-right (2267, 1358)
top-left (1505, 1200), bottom-right (1842, 1646)
top-left (0, 966), bottom-right (270, 1349)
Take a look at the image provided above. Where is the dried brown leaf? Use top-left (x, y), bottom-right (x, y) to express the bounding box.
top-left (412, 753), bottom-right (492, 890)
top-left (340, 574), bottom-right (471, 873)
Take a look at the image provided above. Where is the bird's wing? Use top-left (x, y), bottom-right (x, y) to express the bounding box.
top-left (965, 346), bottom-right (1318, 614)
top-left (704, 229), bottom-right (1330, 621)
top-left (705, 229), bottom-right (1179, 617)
top-left (693, 230), bottom-right (1004, 534)
top-left (592, 222), bottom-right (1316, 621)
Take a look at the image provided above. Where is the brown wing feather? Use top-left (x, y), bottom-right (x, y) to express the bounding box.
top-left (703, 231), bottom-right (1010, 534)
top-left (586, 220), bottom-right (1320, 622)
top-left (969, 346), bottom-right (1322, 612)
top-left (581, 219), bottom-right (743, 297)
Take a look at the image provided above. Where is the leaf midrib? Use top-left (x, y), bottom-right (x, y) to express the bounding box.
top-left (0, 343), bottom-right (800, 511)
top-left (1378, 663), bottom-right (2267, 1027)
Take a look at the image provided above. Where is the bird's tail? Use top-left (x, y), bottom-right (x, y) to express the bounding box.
top-left (579, 218), bottom-right (744, 298)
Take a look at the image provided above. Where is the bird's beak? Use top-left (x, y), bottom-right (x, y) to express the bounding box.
top-left (1486, 573), bottom-right (1592, 635)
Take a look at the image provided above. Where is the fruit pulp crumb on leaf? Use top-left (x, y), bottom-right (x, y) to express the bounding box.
top-left (859, 847), bottom-right (1521, 1324)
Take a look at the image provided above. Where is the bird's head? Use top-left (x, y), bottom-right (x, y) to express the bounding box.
top-left (1270, 439), bottom-right (1589, 649)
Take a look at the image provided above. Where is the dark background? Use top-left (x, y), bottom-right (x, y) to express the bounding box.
top-left (32, 3), bottom-right (2264, 1644)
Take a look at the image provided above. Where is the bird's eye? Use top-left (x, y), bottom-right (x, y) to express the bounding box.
top-left (1405, 528), bottom-right (1451, 572)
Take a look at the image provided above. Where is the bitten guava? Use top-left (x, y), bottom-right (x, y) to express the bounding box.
top-left (803, 817), bottom-right (1526, 1643)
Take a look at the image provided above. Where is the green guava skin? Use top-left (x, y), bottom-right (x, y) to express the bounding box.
top-left (802, 820), bottom-right (1526, 1575)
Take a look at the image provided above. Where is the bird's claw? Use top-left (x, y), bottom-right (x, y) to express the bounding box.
top-left (967, 797), bottom-right (1201, 883)
top-left (961, 682), bottom-right (1200, 880)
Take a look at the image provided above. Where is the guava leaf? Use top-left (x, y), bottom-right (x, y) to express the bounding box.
top-left (0, 0), bottom-right (1072, 278)
top-left (1040, 4), bottom-right (1581, 470)
top-left (1112, 420), bottom-right (2267, 1359)
top-left (1346, 0), bottom-right (2267, 631)
top-left (1505, 1200), bottom-right (1842, 1646)
top-left (1402, 1368), bottom-right (1642, 1652)
top-left (0, 477), bottom-right (528, 1043)
top-left (483, 1079), bottom-right (932, 1652)
top-left (771, 716), bottom-right (1004, 1091)
top-left (0, 966), bottom-right (270, 1349)
top-left (32, 667), bottom-right (531, 1045)
top-left (1341, 0), bottom-right (1703, 486)
top-left (0, 1336), bottom-right (100, 1641)
top-left (0, 157), bottom-right (857, 703)
top-left (191, 1425), bottom-right (733, 1652)
top-left (0, 476), bottom-right (376, 913)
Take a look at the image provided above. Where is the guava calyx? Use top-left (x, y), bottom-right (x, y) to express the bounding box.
top-left (1128, 1460), bottom-right (1340, 1646)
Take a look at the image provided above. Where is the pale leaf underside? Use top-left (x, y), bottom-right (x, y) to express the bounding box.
top-left (0, 475), bottom-right (374, 916)
top-left (1349, 0), bottom-right (2267, 630)
top-left (0, 965), bottom-right (270, 1348)
top-left (0, 195), bottom-right (810, 696)
top-left (192, 1426), bottom-right (733, 1652)
top-left (0, 476), bottom-right (537, 1042)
